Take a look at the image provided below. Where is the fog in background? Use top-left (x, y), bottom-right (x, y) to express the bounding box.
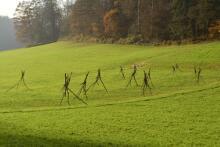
top-left (0, 16), bottom-right (24, 50)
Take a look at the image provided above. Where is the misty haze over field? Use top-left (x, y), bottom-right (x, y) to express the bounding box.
top-left (0, 16), bottom-right (24, 50)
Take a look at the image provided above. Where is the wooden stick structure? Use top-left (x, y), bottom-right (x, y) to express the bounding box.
top-left (175, 64), bottom-right (179, 70)
top-left (172, 64), bottom-right (181, 73)
top-left (120, 66), bottom-right (126, 79)
top-left (194, 66), bottom-right (202, 83)
top-left (6, 70), bottom-right (31, 92)
top-left (147, 68), bottom-right (154, 87)
top-left (197, 67), bottom-right (202, 83)
top-left (142, 71), bottom-right (152, 96)
top-left (87, 69), bottom-right (108, 93)
top-left (60, 73), bottom-right (87, 105)
top-left (78, 72), bottom-right (90, 99)
top-left (172, 65), bottom-right (176, 73)
top-left (127, 65), bottom-right (139, 87)
top-left (194, 66), bottom-right (197, 77)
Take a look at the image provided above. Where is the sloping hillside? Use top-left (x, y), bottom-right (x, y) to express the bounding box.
top-left (0, 42), bottom-right (219, 146)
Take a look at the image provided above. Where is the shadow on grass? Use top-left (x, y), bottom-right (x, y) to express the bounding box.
top-left (0, 133), bottom-right (117, 147)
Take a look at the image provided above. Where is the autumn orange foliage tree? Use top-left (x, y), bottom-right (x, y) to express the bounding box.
top-left (209, 20), bottom-right (220, 39)
top-left (103, 9), bottom-right (128, 38)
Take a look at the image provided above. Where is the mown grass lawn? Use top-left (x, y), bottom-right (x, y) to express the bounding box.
top-left (0, 41), bottom-right (219, 146)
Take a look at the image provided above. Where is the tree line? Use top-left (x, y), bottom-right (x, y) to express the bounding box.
top-left (14, 0), bottom-right (61, 45)
top-left (14, 0), bottom-right (220, 46)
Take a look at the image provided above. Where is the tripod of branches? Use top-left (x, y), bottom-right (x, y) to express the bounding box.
top-left (120, 66), bottom-right (126, 79)
top-left (142, 71), bottom-right (152, 96)
top-left (88, 69), bottom-right (108, 93)
top-left (147, 68), bottom-right (154, 87)
top-left (60, 73), bottom-right (87, 105)
top-left (172, 64), bottom-right (181, 73)
top-left (6, 70), bottom-right (31, 92)
top-left (194, 66), bottom-right (202, 83)
top-left (127, 65), bottom-right (139, 87)
top-left (78, 72), bottom-right (90, 99)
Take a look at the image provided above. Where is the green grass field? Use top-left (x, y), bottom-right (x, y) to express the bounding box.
top-left (0, 41), bottom-right (219, 146)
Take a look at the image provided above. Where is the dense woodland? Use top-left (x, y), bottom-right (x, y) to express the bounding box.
top-left (14, 0), bottom-right (220, 46)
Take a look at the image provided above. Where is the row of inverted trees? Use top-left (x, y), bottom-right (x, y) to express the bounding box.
top-left (14, 0), bottom-right (220, 45)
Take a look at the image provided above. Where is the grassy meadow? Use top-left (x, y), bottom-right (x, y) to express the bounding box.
top-left (0, 41), bottom-right (219, 146)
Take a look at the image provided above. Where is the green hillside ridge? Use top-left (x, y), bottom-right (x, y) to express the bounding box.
top-left (0, 41), bottom-right (219, 146)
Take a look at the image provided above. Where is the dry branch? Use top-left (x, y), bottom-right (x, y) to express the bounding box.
top-left (120, 66), bottom-right (126, 79)
top-left (142, 70), bottom-right (152, 96)
top-left (78, 72), bottom-right (90, 99)
top-left (148, 68), bottom-right (154, 87)
top-left (6, 70), bottom-right (31, 92)
top-left (60, 73), bottom-right (87, 105)
top-left (88, 69), bottom-right (108, 93)
top-left (194, 66), bottom-right (202, 83)
top-left (127, 65), bottom-right (139, 87)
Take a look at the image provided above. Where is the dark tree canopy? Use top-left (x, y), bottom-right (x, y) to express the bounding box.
top-left (14, 0), bottom-right (61, 46)
top-left (13, 0), bottom-right (220, 45)
top-left (66, 0), bottom-right (220, 42)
